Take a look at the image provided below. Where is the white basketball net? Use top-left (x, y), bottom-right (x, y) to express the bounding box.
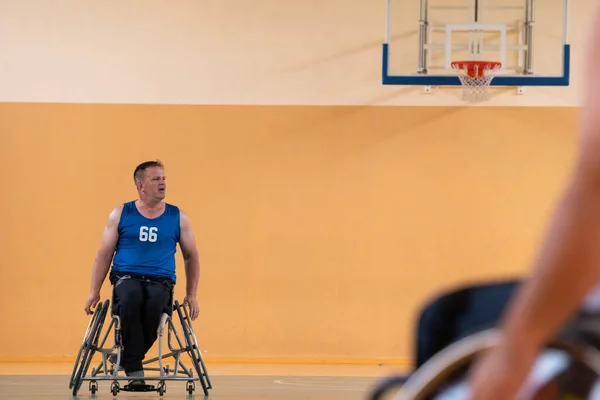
top-left (451, 62), bottom-right (502, 102)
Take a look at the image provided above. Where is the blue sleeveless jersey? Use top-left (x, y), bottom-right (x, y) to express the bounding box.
top-left (111, 201), bottom-right (180, 282)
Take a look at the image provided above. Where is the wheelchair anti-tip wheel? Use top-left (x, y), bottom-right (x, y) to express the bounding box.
top-left (158, 381), bottom-right (166, 396)
top-left (89, 380), bottom-right (98, 394)
top-left (186, 380), bottom-right (195, 394)
top-left (110, 381), bottom-right (120, 396)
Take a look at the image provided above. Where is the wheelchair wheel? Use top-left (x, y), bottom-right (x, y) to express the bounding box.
top-left (71, 299), bottom-right (110, 396)
top-left (396, 329), bottom-right (503, 400)
top-left (368, 376), bottom-right (409, 400)
top-left (381, 328), bottom-right (600, 400)
top-left (174, 300), bottom-right (212, 396)
top-left (68, 304), bottom-right (103, 389)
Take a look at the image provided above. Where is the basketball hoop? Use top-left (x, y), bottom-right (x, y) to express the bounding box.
top-left (451, 61), bottom-right (502, 102)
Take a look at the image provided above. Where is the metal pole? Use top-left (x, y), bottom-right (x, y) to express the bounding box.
top-left (563, 0), bottom-right (569, 45)
top-left (524, 0), bottom-right (534, 74)
top-left (386, 0), bottom-right (391, 44)
top-left (418, 0), bottom-right (428, 73)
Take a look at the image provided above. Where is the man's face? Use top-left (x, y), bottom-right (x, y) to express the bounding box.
top-left (141, 167), bottom-right (166, 200)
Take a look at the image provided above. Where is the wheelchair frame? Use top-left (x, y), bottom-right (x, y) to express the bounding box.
top-left (68, 298), bottom-right (212, 397)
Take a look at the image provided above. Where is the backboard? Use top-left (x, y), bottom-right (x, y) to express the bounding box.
top-left (382, 0), bottom-right (570, 88)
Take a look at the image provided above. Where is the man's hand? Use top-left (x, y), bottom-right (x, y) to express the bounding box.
top-left (467, 339), bottom-right (538, 400)
top-left (85, 292), bottom-right (101, 315)
top-left (184, 295), bottom-right (200, 320)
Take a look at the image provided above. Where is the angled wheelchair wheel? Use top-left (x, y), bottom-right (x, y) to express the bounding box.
top-left (368, 376), bottom-right (409, 400)
top-left (174, 300), bottom-right (212, 396)
top-left (376, 328), bottom-right (600, 400)
top-left (71, 299), bottom-right (110, 396)
top-left (68, 303), bottom-right (103, 389)
top-left (397, 329), bottom-right (499, 400)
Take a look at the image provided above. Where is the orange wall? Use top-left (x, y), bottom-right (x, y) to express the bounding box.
top-left (0, 103), bottom-right (577, 362)
top-left (0, 0), bottom-right (590, 365)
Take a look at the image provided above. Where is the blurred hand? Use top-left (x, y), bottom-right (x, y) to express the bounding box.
top-left (184, 295), bottom-right (200, 320)
top-left (84, 292), bottom-right (101, 315)
top-left (468, 342), bottom-right (537, 400)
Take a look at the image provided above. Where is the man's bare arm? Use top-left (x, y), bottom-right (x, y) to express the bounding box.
top-left (179, 210), bottom-right (200, 319)
top-left (468, 7), bottom-right (600, 399)
top-left (497, 6), bottom-right (600, 353)
top-left (85, 206), bottom-right (122, 314)
top-left (500, 178), bottom-right (600, 345)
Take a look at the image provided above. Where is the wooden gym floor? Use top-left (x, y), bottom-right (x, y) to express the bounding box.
top-left (0, 362), bottom-right (410, 399)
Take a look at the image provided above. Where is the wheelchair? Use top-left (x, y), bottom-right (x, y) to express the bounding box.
top-left (68, 294), bottom-right (213, 397)
top-left (368, 279), bottom-right (600, 399)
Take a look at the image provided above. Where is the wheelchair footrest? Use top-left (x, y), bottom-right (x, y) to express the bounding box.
top-left (121, 384), bottom-right (156, 392)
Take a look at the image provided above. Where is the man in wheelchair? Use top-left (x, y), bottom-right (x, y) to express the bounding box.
top-left (83, 160), bottom-right (201, 387)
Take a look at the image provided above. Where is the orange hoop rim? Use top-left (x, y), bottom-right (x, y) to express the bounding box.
top-left (451, 60), bottom-right (502, 78)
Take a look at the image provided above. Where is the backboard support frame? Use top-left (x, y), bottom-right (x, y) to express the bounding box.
top-left (382, 0), bottom-right (570, 88)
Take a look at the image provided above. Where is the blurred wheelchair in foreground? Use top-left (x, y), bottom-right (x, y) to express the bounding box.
top-left (68, 298), bottom-right (212, 397)
top-left (369, 280), bottom-right (600, 399)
